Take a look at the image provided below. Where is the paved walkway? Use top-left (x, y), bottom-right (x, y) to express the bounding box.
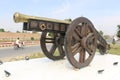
top-left (0, 53), bottom-right (120, 80)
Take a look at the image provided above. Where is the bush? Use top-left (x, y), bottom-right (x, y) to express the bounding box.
top-left (31, 37), bottom-right (34, 40)
top-left (0, 28), bottom-right (5, 32)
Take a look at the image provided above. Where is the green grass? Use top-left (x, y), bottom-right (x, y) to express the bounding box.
top-left (109, 44), bottom-right (120, 55)
top-left (1, 52), bottom-right (45, 62)
top-left (1, 50), bottom-right (60, 62)
top-left (53, 49), bottom-right (60, 56)
top-left (29, 52), bottom-right (45, 59)
top-left (22, 44), bottom-right (120, 61)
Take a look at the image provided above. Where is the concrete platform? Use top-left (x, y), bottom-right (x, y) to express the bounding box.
top-left (0, 53), bottom-right (120, 80)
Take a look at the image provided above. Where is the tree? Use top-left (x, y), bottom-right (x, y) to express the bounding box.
top-left (6, 31), bottom-right (11, 32)
top-left (104, 35), bottom-right (110, 40)
top-left (0, 28), bottom-right (5, 32)
top-left (117, 25), bottom-right (120, 38)
top-left (112, 38), bottom-right (116, 45)
top-left (16, 30), bottom-right (20, 33)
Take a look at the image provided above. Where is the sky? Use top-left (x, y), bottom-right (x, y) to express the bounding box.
top-left (0, 0), bottom-right (120, 35)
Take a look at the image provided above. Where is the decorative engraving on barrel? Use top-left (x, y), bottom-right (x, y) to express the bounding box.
top-left (60, 24), bottom-right (66, 31)
top-left (30, 21), bottom-right (38, 28)
top-left (39, 22), bottom-right (46, 30)
top-left (54, 23), bottom-right (59, 31)
top-left (46, 23), bottom-right (53, 30)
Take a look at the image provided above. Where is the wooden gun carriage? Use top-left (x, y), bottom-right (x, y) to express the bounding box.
top-left (13, 12), bottom-right (110, 69)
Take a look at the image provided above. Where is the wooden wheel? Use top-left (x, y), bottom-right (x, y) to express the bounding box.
top-left (40, 32), bottom-right (65, 60)
top-left (65, 17), bottom-right (97, 69)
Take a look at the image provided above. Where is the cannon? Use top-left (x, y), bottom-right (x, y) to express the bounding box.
top-left (13, 12), bottom-right (110, 69)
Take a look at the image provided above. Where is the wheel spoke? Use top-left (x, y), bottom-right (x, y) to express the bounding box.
top-left (54, 33), bottom-right (58, 37)
top-left (49, 44), bottom-right (57, 55)
top-left (72, 47), bottom-right (82, 56)
top-left (73, 31), bottom-right (81, 41)
top-left (71, 43), bottom-right (80, 53)
top-left (74, 26), bottom-right (82, 39)
top-left (45, 38), bottom-right (54, 43)
top-left (85, 25), bottom-right (89, 35)
top-left (58, 45), bottom-right (64, 55)
top-left (45, 41), bottom-right (54, 43)
top-left (86, 48), bottom-right (93, 55)
top-left (81, 23), bottom-right (87, 37)
top-left (79, 48), bottom-right (86, 63)
top-left (45, 38), bottom-right (54, 40)
top-left (86, 33), bottom-right (96, 55)
top-left (86, 24), bottom-right (91, 34)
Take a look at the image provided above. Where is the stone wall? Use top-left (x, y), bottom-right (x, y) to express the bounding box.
top-left (0, 32), bottom-right (40, 41)
top-left (0, 32), bottom-right (40, 47)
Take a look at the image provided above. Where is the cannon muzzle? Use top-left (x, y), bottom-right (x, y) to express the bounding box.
top-left (13, 12), bottom-right (45, 23)
top-left (13, 12), bottom-right (71, 24)
top-left (13, 12), bottom-right (29, 23)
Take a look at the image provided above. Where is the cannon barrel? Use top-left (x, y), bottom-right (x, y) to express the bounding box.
top-left (13, 12), bottom-right (71, 24)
